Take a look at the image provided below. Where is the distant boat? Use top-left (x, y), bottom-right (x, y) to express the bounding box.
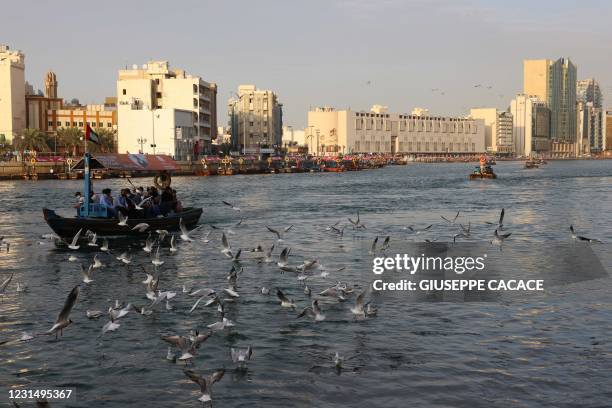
top-left (469, 165), bottom-right (497, 179)
top-left (524, 160), bottom-right (539, 169)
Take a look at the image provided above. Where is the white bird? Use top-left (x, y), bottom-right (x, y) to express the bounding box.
top-left (405, 224), bottom-right (433, 234)
top-left (230, 346), bottom-right (253, 368)
top-left (156, 229), bottom-right (169, 241)
top-left (67, 228), bottom-right (83, 250)
top-left (134, 196), bottom-right (152, 210)
top-left (201, 231), bottom-right (211, 244)
top-left (485, 208), bottom-right (505, 229)
top-left (441, 211), bottom-right (460, 224)
top-left (81, 264), bottom-right (94, 284)
top-left (18, 332), bottom-right (34, 342)
top-left (100, 238), bottom-right (109, 252)
top-left (0, 273), bottom-right (13, 298)
top-left (261, 287), bottom-right (270, 295)
top-left (491, 228), bottom-right (511, 250)
top-left (277, 289), bottom-right (296, 309)
top-left (92, 254), bottom-right (103, 269)
top-left (297, 299), bottom-right (326, 321)
top-left (183, 369), bottom-right (225, 404)
top-left (348, 211), bottom-right (366, 229)
top-left (143, 234), bottom-right (154, 253)
top-left (169, 235), bottom-right (178, 253)
top-left (45, 285), bottom-right (79, 339)
top-left (152, 245), bottom-right (164, 266)
top-left (116, 252), bottom-right (131, 264)
top-left (570, 225), bottom-right (602, 243)
top-left (117, 212), bottom-right (129, 227)
top-left (102, 310), bottom-right (121, 334)
top-left (87, 231), bottom-right (98, 247)
top-left (350, 287), bottom-right (369, 317)
top-left (368, 236), bottom-right (379, 255)
top-left (266, 225), bottom-right (293, 241)
top-left (68, 255), bottom-right (78, 262)
top-left (86, 310), bottom-right (104, 319)
top-left (179, 218), bottom-right (193, 242)
top-left (277, 247), bottom-right (291, 267)
top-left (132, 222), bottom-right (150, 232)
top-left (207, 317), bottom-right (235, 332)
top-left (222, 200), bottom-right (241, 212)
top-left (221, 232), bottom-right (232, 257)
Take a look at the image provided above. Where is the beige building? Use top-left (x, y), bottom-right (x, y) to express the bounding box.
top-left (0, 44), bottom-right (26, 143)
top-left (282, 126), bottom-right (306, 147)
top-left (510, 94), bottom-right (551, 157)
top-left (469, 108), bottom-right (513, 154)
top-left (228, 85), bottom-right (283, 153)
top-left (307, 105), bottom-right (485, 155)
top-left (117, 60), bottom-right (217, 156)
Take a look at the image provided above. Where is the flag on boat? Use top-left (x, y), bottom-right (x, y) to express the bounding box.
top-left (85, 124), bottom-right (101, 145)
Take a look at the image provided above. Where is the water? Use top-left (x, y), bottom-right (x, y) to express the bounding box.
top-left (1, 161), bottom-right (612, 407)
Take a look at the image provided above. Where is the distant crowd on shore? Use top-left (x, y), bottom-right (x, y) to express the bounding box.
top-left (74, 185), bottom-right (183, 218)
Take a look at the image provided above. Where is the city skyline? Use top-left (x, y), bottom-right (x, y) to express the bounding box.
top-left (2, 0), bottom-right (612, 128)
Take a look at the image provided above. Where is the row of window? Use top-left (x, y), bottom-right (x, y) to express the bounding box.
top-left (49, 121), bottom-right (113, 128)
top-left (355, 118), bottom-right (477, 134)
top-left (397, 141), bottom-right (477, 152)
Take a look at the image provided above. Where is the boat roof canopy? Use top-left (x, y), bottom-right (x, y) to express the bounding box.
top-left (72, 153), bottom-right (179, 172)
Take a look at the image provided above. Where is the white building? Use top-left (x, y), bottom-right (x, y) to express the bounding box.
top-left (117, 61), bottom-right (217, 158)
top-left (282, 126), bottom-right (306, 146)
top-left (307, 105), bottom-right (485, 155)
top-left (0, 44), bottom-right (26, 143)
top-left (228, 84), bottom-right (283, 153)
top-left (510, 94), bottom-right (551, 157)
top-left (469, 108), bottom-right (514, 155)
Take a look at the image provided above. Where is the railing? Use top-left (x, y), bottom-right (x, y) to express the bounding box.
top-left (78, 203), bottom-right (108, 218)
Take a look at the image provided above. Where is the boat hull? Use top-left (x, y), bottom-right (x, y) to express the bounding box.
top-left (469, 173), bottom-right (497, 179)
top-left (43, 207), bottom-right (203, 239)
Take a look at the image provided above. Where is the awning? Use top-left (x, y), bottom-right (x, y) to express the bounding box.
top-left (72, 153), bottom-right (179, 171)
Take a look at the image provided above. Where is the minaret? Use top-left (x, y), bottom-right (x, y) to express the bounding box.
top-left (44, 70), bottom-right (58, 98)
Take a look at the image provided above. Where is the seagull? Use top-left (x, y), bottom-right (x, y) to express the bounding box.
top-left (92, 254), bottom-right (103, 269)
top-left (365, 302), bottom-right (378, 317)
top-left (87, 231), bottom-right (98, 247)
top-left (368, 236), bottom-right (379, 255)
top-left (222, 200), bottom-right (241, 212)
top-left (266, 225), bottom-right (293, 241)
top-left (348, 211), bottom-right (366, 229)
top-left (117, 212), bottom-right (129, 227)
top-left (156, 229), bottom-right (169, 241)
top-left (152, 245), bottom-right (164, 266)
top-left (143, 234), bottom-right (155, 253)
top-left (100, 238), bottom-right (109, 252)
top-left (68, 255), bottom-right (78, 262)
top-left (230, 346), bottom-right (253, 368)
top-left (453, 223), bottom-right (471, 243)
top-left (132, 222), bottom-right (150, 232)
top-left (179, 218), bottom-right (193, 242)
top-left (86, 310), bottom-right (104, 319)
top-left (169, 235), bottom-right (178, 253)
top-left (45, 285), bottom-right (79, 339)
top-left (18, 332), bottom-right (34, 342)
top-left (67, 228), bottom-right (83, 250)
top-left (15, 282), bottom-right (28, 293)
top-left (81, 264), bottom-right (94, 284)
top-left (380, 236), bottom-right (390, 251)
top-left (277, 289), bottom-right (296, 309)
top-left (201, 231), bottom-right (211, 244)
top-left (319, 285), bottom-right (346, 302)
top-left (491, 229), bottom-right (511, 250)
top-left (259, 244), bottom-right (275, 263)
top-left (569, 225), bottom-right (602, 243)
top-left (183, 369), bottom-right (225, 404)
top-left (116, 252), bottom-right (131, 264)
top-left (297, 299), bottom-right (326, 321)
top-left (406, 224), bottom-right (433, 234)
top-left (441, 211), bottom-right (460, 224)
top-left (0, 273), bottom-right (13, 299)
top-left (304, 285), bottom-right (311, 296)
top-left (485, 208), bottom-right (505, 229)
top-left (350, 287), bottom-right (369, 317)
top-left (261, 287), bottom-right (270, 295)
top-left (277, 247), bottom-right (291, 267)
top-left (166, 347), bottom-right (177, 363)
top-left (134, 196), bottom-right (152, 210)
top-left (325, 220), bottom-right (341, 231)
top-left (102, 310), bottom-right (121, 334)
top-left (207, 317), bottom-right (235, 332)
top-left (333, 352), bottom-right (344, 370)
top-left (221, 232), bottom-right (233, 257)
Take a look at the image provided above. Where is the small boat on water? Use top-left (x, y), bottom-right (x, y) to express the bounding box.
top-left (524, 160), bottom-right (539, 169)
top-left (469, 165), bottom-right (497, 179)
top-left (43, 152), bottom-right (203, 239)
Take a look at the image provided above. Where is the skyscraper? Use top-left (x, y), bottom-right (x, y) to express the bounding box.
top-left (577, 78), bottom-right (602, 108)
top-left (523, 57), bottom-right (577, 143)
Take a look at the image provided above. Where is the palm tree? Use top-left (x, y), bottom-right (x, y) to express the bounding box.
top-left (14, 128), bottom-right (50, 153)
top-left (88, 128), bottom-right (117, 153)
top-left (57, 127), bottom-right (83, 156)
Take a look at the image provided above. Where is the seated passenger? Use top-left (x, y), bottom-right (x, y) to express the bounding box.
top-left (99, 188), bottom-right (116, 217)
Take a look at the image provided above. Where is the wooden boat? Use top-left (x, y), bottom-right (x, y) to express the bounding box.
top-left (43, 207), bottom-right (202, 239)
top-left (524, 160), bottom-right (539, 169)
top-left (469, 165), bottom-right (496, 179)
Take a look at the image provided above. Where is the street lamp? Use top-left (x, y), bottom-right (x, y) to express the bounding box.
top-left (137, 137), bottom-right (148, 153)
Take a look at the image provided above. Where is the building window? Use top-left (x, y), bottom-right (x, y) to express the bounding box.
top-left (155, 79), bottom-right (160, 85)
top-left (48, 121), bottom-right (53, 127)
top-left (249, 121), bottom-right (254, 127)
top-left (72, 122), bottom-right (77, 126)
top-left (156, 92), bottom-right (162, 98)
top-left (66, 121), bottom-right (70, 127)
top-left (57, 121), bottom-right (61, 126)
top-left (193, 84), bottom-right (198, 93)
top-left (122, 89), bottom-right (126, 95)
top-left (107, 123), bottom-right (112, 128)
top-left (78, 122), bottom-right (83, 127)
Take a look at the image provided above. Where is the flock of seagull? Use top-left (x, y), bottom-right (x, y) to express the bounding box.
top-left (0, 205), bottom-right (605, 406)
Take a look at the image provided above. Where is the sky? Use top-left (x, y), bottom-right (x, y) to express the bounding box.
top-left (2, 0), bottom-right (612, 128)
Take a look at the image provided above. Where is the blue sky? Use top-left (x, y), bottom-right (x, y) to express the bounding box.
top-left (2, 0), bottom-right (611, 127)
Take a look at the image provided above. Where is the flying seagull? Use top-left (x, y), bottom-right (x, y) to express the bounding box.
top-left (67, 228), bottom-right (83, 250)
top-left (569, 225), bottom-right (602, 243)
top-left (45, 285), bottom-right (80, 339)
top-left (266, 225), bottom-right (293, 241)
top-left (183, 369), bottom-right (225, 404)
top-left (441, 211), bottom-right (460, 224)
top-left (222, 201), bottom-right (241, 212)
top-left (485, 208), bottom-right (505, 229)
top-left (117, 212), bottom-right (129, 227)
top-left (491, 229), bottom-right (511, 250)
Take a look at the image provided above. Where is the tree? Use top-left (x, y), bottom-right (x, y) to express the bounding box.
top-left (57, 127), bottom-right (83, 156)
top-left (88, 128), bottom-right (117, 153)
top-left (14, 128), bottom-right (50, 153)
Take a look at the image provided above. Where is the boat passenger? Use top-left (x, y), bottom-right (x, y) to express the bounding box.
top-left (116, 188), bottom-right (134, 217)
top-left (99, 188), bottom-right (116, 217)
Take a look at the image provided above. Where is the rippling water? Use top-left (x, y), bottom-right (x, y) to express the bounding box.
top-left (1, 161), bottom-right (612, 407)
